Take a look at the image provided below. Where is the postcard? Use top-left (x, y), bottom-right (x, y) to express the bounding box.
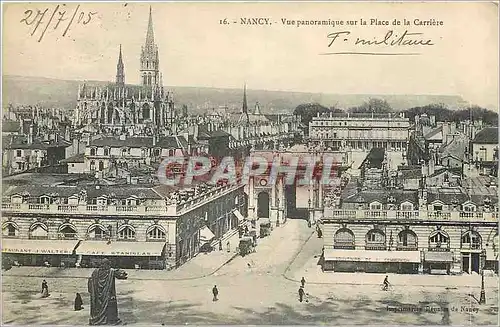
top-left (1, 1), bottom-right (498, 326)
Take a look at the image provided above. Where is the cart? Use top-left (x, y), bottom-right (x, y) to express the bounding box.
top-left (239, 237), bottom-right (254, 256)
top-left (259, 219), bottom-right (271, 238)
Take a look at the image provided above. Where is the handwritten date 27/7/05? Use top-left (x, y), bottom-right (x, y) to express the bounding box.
top-left (20, 4), bottom-right (97, 42)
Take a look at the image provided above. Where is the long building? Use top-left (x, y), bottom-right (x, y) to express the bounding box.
top-left (2, 173), bottom-right (247, 269)
top-left (308, 112), bottom-right (410, 152)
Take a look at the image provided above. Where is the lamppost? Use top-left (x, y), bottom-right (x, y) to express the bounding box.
top-left (479, 269), bottom-right (486, 304)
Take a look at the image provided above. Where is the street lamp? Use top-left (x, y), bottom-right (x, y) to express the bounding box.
top-left (479, 270), bottom-right (486, 304)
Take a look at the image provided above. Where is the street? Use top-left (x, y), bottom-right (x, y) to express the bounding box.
top-left (2, 219), bottom-right (498, 325)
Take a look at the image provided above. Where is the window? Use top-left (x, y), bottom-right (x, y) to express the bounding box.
top-left (29, 223), bottom-right (48, 239)
top-left (16, 150), bottom-right (22, 157)
top-left (401, 203), bottom-right (413, 211)
top-left (433, 205), bottom-right (443, 211)
top-left (118, 226), bottom-right (135, 240)
top-left (2, 222), bottom-right (18, 237)
top-left (398, 230), bottom-right (417, 249)
top-left (59, 224), bottom-right (77, 239)
top-left (147, 226), bottom-right (166, 240)
top-left (463, 205), bottom-right (475, 212)
top-left (154, 148), bottom-right (161, 156)
top-left (370, 202), bottom-right (382, 210)
top-left (88, 225), bottom-right (107, 239)
top-left (104, 148), bottom-right (110, 156)
top-left (462, 231), bottom-right (481, 249)
top-left (334, 228), bottom-right (355, 249)
top-left (429, 230), bottom-right (449, 249)
top-left (90, 148), bottom-right (96, 156)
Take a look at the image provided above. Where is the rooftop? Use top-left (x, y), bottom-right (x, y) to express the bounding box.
top-left (472, 127), bottom-right (498, 144)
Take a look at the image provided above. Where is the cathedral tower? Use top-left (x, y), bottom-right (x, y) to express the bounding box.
top-left (116, 44), bottom-right (125, 86)
top-left (140, 6), bottom-right (160, 87)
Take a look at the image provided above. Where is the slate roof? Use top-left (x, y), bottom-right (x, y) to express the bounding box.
top-left (472, 127), bottom-right (498, 144)
top-left (61, 153), bottom-right (85, 163)
top-left (4, 136), bottom-right (71, 150)
top-left (90, 136), bottom-right (188, 149)
top-left (399, 169), bottom-right (422, 179)
top-left (342, 189), bottom-right (419, 206)
top-left (2, 120), bottom-right (20, 133)
top-left (424, 126), bottom-right (443, 141)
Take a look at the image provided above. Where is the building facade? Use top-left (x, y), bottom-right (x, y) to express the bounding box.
top-left (308, 113), bottom-right (410, 151)
top-left (2, 175), bottom-right (247, 270)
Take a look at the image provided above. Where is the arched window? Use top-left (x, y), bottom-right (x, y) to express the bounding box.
top-left (429, 230), bottom-right (450, 250)
top-left (29, 222), bottom-right (48, 240)
top-left (90, 148), bottom-right (96, 156)
top-left (365, 229), bottom-right (386, 250)
top-left (2, 221), bottom-right (19, 237)
top-left (118, 225), bottom-right (136, 240)
top-left (90, 160), bottom-right (96, 171)
top-left (334, 228), bottom-right (355, 249)
top-left (397, 229), bottom-right (418, 250)
top-left (103, 147), bottom-right (110, 156)
top-left (88, 224), bottom-right (107, 239)
top-left (147, 225), bottom-right (166, 241)
top-left (59, 223), bottom-right (78, 239)
top-left (462, 230), bottom-right (482, 249)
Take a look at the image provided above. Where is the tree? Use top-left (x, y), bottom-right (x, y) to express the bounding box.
top-left (293, 103), bottom-right (344, 136)
top-left (348, 98), bottom-right (392, 114)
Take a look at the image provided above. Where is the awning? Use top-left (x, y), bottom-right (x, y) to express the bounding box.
top-left (76, 241), bottom-right (165, 256)
top-left (324, 249), bottom-right (421, 263)
top-left (2, 239), bottom-right (80, 255)
top-left (232, 209), bottom-right (245, 222)
top-left (424, 251), bottom-right (453, 263)
top-left (199, 226), bottom-right (215, 243)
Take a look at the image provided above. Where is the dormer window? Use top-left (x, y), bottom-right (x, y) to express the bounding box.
top-left (370, 201), bottom-right (382, 210)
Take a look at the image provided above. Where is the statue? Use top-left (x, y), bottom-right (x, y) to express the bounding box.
top-left (87, 259), bottom-right (121, 325)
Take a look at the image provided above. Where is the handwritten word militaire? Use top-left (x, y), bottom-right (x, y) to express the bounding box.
top-left (20, 4), bottom-right (97, 42)
top-left (327, 30), bottom-right (435, 48)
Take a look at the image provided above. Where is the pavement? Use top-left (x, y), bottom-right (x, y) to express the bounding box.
top-left (2, 219), bottom-right (499, 325)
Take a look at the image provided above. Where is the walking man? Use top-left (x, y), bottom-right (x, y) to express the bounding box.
top-left (298, 286), bottom-right (305, 303)
top-left (301, 277), bottom-right (306, 288)
top-left (212, 285), bottom-right (219, 301)
top-left (41, 279), bottom-right (48, 293)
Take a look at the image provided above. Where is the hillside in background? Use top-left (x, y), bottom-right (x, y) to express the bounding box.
top-left (3, 75), bottom-right (471, 115)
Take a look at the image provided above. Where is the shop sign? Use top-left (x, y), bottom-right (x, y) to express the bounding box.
top-left (82, 251), bottom-right (156, 256)
top-left (2, 248), bottom-right (72, 254)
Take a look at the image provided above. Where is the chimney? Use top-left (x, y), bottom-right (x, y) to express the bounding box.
top-left (28, 125), bottom-right (33, 144)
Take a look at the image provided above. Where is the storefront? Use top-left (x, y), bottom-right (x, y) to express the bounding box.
top-left (423, 251), bottom-right (453, 274)
top-left (2, 239), bottom-right (80, 267)
top-left (323, 249), bottom-right (421, 274)
top-left (75, 241), bottom-right (166, 269)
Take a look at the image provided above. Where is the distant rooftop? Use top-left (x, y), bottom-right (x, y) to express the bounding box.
top-left (472, 127), bottom-right (498, 144)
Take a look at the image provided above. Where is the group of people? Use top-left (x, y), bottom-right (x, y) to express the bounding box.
top-left (40, 279), bottom-right (84, 311)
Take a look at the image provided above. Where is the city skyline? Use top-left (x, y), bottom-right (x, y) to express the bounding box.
top-left (2, 2), bottom-right (499, 109)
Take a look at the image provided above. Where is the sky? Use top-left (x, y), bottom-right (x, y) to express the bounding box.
top-left (2, 2), bottom-right (499, 109)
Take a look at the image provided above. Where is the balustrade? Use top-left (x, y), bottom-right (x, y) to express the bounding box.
top-left (325, 209), bottom-right (497, 222)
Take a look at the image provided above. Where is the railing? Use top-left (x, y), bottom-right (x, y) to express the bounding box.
top-left (365, 242), bottom-right (387, 250)
top-left (2, 183), bottom-right (243, 217)
top-left (396, 245), bottom-right (418, 251)
top-left (324, 209), bottom-right (498, 222)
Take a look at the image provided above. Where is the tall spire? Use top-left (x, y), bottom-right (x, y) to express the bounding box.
top-left (242, 83), bottom-right (248, 114)
top-left (145, 6), bottom-right (155, 47)
top-left (116, 44), bottom-right (125, 86)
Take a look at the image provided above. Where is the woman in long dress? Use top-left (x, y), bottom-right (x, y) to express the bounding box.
top-left (74, 293), bottom-right (83, 311)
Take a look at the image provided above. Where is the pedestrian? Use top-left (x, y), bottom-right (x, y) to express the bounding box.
top-left (212, 285), bottom-right (218, 301)
top-left (41, 279), bottom-right (48, 293)
top-left (74, 292), bottom-right (83, 311)
top-left (219, 240), bottom-right (222, 251)
top-left (301, 277), bottom-right (306, 288)
top-left (298, 286), bottom-right (305, 302)
top-left (226, 241), bottom-right (230, 253)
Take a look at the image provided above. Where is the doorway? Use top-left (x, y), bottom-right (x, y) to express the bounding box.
top-left (462, 254), bottom-right (469, 273)
top-left (285, 184), bottom-right (298, 218)
top-left (257, 192), bottom-right (270, 218)
top-left (471, 253), bottom-right (480, 273)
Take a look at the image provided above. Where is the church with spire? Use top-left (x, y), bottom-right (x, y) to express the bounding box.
top-left (73, 7), bottom-right (175, 136)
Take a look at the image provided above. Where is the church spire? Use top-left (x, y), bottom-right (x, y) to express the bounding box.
top-left (140, 6), bottom-right (160, 86)
top-left (145, 6), bottom-right (155, 48)
top-left (116, 44), bottom-right (125, 86)
top-left (242, 83), bottom-right (248, 114)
